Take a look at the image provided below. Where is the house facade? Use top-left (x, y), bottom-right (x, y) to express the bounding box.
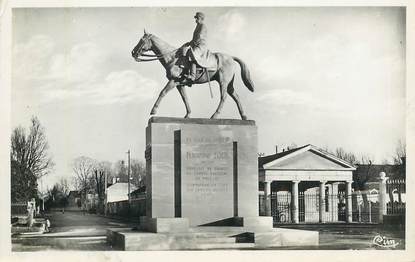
top-left (106, 182), bottom-right (137, 203)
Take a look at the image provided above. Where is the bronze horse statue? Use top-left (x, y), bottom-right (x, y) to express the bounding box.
top-left (131, 30), bottom-right (254, 120)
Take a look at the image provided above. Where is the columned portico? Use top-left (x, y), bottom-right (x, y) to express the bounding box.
top-left (258, 144), bottom-right (356, 224)
top-left (291, 180), bottom-right (300, 223)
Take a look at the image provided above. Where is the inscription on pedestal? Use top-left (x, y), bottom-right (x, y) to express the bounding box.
top-left (146, 117), bottom-right (258, 225)
top-left (181, 132), bottom-right (234, 225)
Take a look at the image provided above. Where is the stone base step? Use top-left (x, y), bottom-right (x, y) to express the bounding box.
top-left (107, 226), bottom-right (319, 250)
top-left (189, 226), bottom-right (247, 234)
top-left (176, 236), bottom-right (237, 244)
top-left (185, 242), bottom-right (255, 250)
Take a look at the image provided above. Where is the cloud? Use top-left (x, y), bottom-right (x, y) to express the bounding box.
top-left (13, 35), bottom-right (159, 105)
top-left (13, 35), bottom-right (56, 78)
top-left (89, 70), bottom-right (159, 104)
top-left (41, 70), bottom-right (159, 105)
top-left (256, 89), bottom-right (315, 106)
top-left (214, 10), bottom-right (247, 44)
top-left (255, 56), bottom-right (303, 82)
top-left (48, 42), bottom-right (106, 82)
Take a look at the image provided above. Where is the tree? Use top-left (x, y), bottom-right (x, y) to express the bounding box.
top-left (45, 179), bottom-right (70, 209)
top-left (58, 177), bottom-right (70, 196)
top-left (11, 117), bottom-right (54, 179)
top-left (11, 117), bottom-right (54, 202)
top-left (130, 159), bottom-right (146, 189)
top-left (92, 161), bottom-right (112, 213)
top-left (393, 139), bottom-right (406, 166)
top-left (114, 160), bottom-right (127, 182)
top-left (11, 159), bottom-right (37, 202)
top-left (391, 140), bottom-right (406, 203)
top-left (72, 156), bottom-right (96, 208)
top-left (333, 147), bottom-right (359, 165)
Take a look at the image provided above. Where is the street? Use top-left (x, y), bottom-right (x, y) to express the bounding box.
top-left (12, 211), bottom-right (137, 251)
top-left (12, 211), bottom-right (405, 251)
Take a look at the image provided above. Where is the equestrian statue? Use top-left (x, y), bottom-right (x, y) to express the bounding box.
top-left (131, 12), bottom-right (254, 120)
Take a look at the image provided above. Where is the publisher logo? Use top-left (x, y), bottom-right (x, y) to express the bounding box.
top-left (372, 235), bottom-right (399, 248)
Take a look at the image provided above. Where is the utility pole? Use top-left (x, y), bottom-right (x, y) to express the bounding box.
top-left (127, 150), bottom-right (131, 205)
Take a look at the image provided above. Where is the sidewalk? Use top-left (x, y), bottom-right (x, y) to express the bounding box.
top-left (276, 223), bottom-right (405, 250)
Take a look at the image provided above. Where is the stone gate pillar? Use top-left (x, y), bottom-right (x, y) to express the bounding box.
top-left (378, 172), bottom-right (388, 224)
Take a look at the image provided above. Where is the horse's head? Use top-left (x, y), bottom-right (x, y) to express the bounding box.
top-left (131, 30), bottom-right (153, 61)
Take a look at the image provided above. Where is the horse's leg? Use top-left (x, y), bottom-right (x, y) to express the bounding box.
top-left (210, 77), bottom-right (228, 119)
top-left (177, 85), bottom-right (191, 118)
top-left (150, 80), bottom-right (176, 115)
top-left (227, 76), bottom-right (248, 120)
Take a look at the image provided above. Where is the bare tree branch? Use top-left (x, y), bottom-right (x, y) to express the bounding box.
top-left (11, 116), bottom-right (54, 179)
top-left (72, 156), bottom-right (97, 194)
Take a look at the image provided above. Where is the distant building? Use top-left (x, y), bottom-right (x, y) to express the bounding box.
top-left (67, 190), bottom-right (81, 210)
top-left (107, 182), bottom-right (137, 203)
top-left (129, 187), bottom-right (146, 199)
top-left (85, 192), bottom-right (99, 211)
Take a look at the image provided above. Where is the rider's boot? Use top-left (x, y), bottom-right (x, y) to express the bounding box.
top-left (183, 62), bottom-right (197, 87)
top-left (186, 63), bottom-right (197, 81)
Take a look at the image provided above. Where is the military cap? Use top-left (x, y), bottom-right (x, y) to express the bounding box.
top-left (194, 12), bottom-right (205, 19)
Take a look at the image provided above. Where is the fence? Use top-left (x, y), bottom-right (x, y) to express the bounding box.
top-left (11, 202), bottom-right (28, 216)
top-left (260, 178), bottom-right (405, 224)
top-left (351, 190), bottom-right (379, 223)
top-left (106, 178), bottom-right (405, 223)
top-left (106, 195), bottom-right (146, 218)
top-left (11, 199), bottom-right (36, 226)
top-left (386, 179), bottom-right (406, 215)
top-left (269, 191), bottom-right (348, 224)
top-left (271, 192), bottom-right (291, 223)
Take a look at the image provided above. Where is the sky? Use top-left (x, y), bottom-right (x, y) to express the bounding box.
top-left (11, 7), bottom-right (406, 190)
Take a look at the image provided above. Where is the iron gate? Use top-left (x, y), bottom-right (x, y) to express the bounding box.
top-left (271, 191), bottom-right (348, 223)
top-left (271, 192), bottom-right (291, 223)
top-left (266, 184), bottom-right (407, 224)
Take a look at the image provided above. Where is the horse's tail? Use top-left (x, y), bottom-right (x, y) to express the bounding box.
top-left (233, 56), bottom-right (254, 92)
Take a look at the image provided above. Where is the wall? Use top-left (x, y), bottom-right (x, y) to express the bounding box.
top-left (107, 197), bottom-right (146, 218)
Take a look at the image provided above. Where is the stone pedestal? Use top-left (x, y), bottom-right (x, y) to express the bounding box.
top-left (145, 117), bottom-right (258, 227)
top-left (139, 217), bottom-right (189, 233)
top-left (106, 116), bottom-right (319, 250)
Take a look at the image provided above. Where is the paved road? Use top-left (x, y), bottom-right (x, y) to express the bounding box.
top-left (12, 211), bottom-right (137, 251)
top-left (12, 212), bottom-right (405, 251)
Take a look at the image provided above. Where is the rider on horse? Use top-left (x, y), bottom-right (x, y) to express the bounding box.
top-left (181, 12), bottom-right (208, 83)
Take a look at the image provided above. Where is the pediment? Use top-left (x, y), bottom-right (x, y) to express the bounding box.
top-left (264, 149), bottom-right (353, 170)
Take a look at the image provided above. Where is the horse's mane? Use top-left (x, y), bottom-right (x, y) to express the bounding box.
top-left (150, 34), bottom-right (177, 53)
